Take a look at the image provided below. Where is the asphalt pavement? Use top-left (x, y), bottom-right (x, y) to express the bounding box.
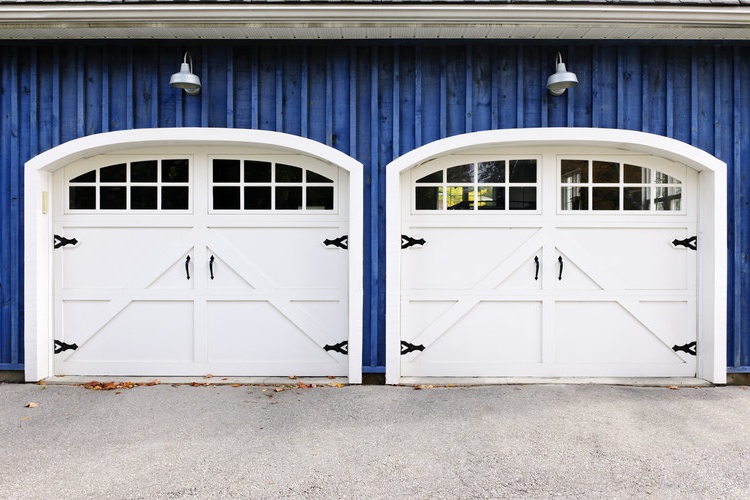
top-left (2, 380), bottom-right (750, 499)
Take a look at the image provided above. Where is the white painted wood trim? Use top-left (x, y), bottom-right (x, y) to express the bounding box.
top-left (24, 128), bottom-right (363, 383)
top-left (385, 128), bottom-right (727, 385)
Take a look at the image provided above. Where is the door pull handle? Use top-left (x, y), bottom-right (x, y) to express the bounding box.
top-left (558, 256), bottom-right (564, 281)
top-left (209, 255), bottom-right (215, 280)
top-left (534, 256), bottom-right (539, 281)
top-left (185, 255), bottom-right (191, 280)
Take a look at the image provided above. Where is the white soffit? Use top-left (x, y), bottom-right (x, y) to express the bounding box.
top-left (2, 5), bottom-right (750, 40)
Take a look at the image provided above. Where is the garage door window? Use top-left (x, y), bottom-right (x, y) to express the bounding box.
top-left (560, 159), bottom-right (682, 212)
top-left (211, 159), bottom-right (335, 211)
top-left (68, 159), bottom-right (190, 211)
top-left (414, 159), bottom-right (538, 211)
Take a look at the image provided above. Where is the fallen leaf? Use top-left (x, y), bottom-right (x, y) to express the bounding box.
top-left (326, 376), bottom-right (336, 380)
top-left (115, 391), bottom-right (122, 395)
top-left (205, 373), bottom-right (213, 379)
top-left (297, 380), bottom-right (310, 389)
top-left (189, 382), bottom-right (202, 387)
top-left (36, 381), bottom-right (46, 386)
top-left (413, 385), bottom-right (422, 390)
top-left (147, 379), bottom-right (160, 386)
top-left (222, 378), bottom-right (228, 381)
top-left (273, 387), bottom-right (284, 392)
top-left (25, 402), bottom-right (38, 408)
top-left (667, 385), bottom-right (679, 390)
top-left (21, 417), bottom-right (29, 421)
top-left (232, 384), bottom-right (241, 388)
top-left (288, 375), bottom-right (298, 380)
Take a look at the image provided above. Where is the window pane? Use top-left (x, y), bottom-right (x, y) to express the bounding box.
top-left (162, 186), bottom-right (190, 210)
top-left (624, 187), bottom-right (650, 210)
top-left (655, 170), bottom-right (681, 185)
top-left (276, 186), bottom-right (303, 209)
top-left (100, 186), bottom-right (126, 209)
top-left (131, 161), bottom-right (158, 183)
top-left (478, 161), bottom-right (504, 183)
top-left (416, 171), bottom-right (443, 183)
top-left (592, 161), bottom-right (619, 183)
top-left (592, 187), bottom-right (619, 210)
top-left (213, 186), bottom-right (240, 210)
top-left (306, 170), bottom-right (333, 183)
top-left (69, 186), bottom-right (96, 209)
top-left (415, 187), bottom-right (441, 210)
top-left (307, 187), bottom-right (334, 210)
top-left (245, 161), bottom-right (272, 183)
top-left (447, 164), bottom-right (473, 183)
top-left (131, 186), bottom-right (158, 210)
top-left (213, 159), bottom-right (241, 183)
top-left (446, 186), bottom-right (473, 210)
top-left (477, 187), bottom-right (504, 210)
top-left (162, 159), bottom-right (189, 183)
top-left (70, 170), bottom-right (96, 183)
top-left (276, 164), bottom-right (303, 183)
top-left (655, 187), bottom-right (681, 211)
top-left (624, 164), bottom-right (649, 184)
top-left (100, 163), bottom-right (126, 183)
top-left (509, 159), bottom-right (537, 183)
top-left (561, 160), bottom-right (588, 183)
top-left (561, 186), bottom-right (588, 210)
top-left (244, 186), bottom-right (271, 210)
top-left (509, 187), bottom-right (536, 210)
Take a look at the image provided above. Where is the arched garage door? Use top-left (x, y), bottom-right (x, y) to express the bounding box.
top-left (25, 129), bottom-right (363, 382)
top-left (385, 129), bottom-right (726, 384)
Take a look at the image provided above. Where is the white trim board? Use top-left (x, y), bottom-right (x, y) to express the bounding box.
top-left (24, 128), bottom-right (364, 383)
top-left (385, 128), bottom-right (727, 385)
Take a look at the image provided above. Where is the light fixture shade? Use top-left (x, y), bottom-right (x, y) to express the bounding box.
top-left (546, 53), bottom-right (578, 96)
top-left (170, 53), bottom-right (201, 95)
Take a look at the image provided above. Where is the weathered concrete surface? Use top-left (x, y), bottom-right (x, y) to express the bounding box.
top-left (2, 382), bottom-right (749, 499)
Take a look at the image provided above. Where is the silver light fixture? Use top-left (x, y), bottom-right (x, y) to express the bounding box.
top-left (169, 52), bottom-right (201, 95)
top-left (546, 52), bottom-right (578, 96)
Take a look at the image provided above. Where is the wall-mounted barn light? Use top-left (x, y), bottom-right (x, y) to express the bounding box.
top-left (546, 52), bottom-right (578, 96)
top-left (169, 52), bottom-right (201, 95)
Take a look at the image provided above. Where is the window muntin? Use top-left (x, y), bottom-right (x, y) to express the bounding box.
top-left (210, 159), bottom-right (335, 212)
top-left (414, 159), bottom-right (538, 211)
top-left (68, 159), bottom-right (190, 211)
top-left (560, 159), bottom-right (682, 212)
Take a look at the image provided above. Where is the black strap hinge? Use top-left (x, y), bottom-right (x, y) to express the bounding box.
top-left (324, 235), bottom-right (348, 250)
top-left (54, 340), bottom-right (78, 354)
top-left (54, 235), bottom-right (78, 249)
top-left (672, 236), bottom-right (697, 251)
top-left (672, 341), bottom-right (696, 356)
top-left (401, 235), bottom-right (426, 249)
top-left (324, 341), bottom-right (348, 355)
top-left (401, 341), bottom-right (425, 355)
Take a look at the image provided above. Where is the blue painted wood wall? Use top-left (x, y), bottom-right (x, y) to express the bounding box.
top-left (2, 41), bottom-right (749, 374)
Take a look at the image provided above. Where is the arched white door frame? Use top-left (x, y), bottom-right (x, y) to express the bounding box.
top-left (385, 128), bottom-right (726, 385)
top-left (25, 128), bottom-right (363, 383)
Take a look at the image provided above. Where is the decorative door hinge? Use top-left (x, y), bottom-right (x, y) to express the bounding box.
top-left (324, 341), bottom-right (348, 355)
top-left (672, 236), bottom-right (697, 251)
top-left (672, 341), bottom-right (696, 356)
top-left (54, 340), bottom-right (78, 354)
top-left (54, 235), bottom-right (78, 249)
top-left (401, 235), bottom-right (426, 249)
top-left (324, 235), bottom-right (348, 250)
top-left (401, 341), bottom-right (425, 355)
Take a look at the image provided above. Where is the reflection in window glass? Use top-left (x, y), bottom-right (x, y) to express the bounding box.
top-left (416, 171), bottom-right (443, 183)
top-left (509, 160), bottom-right (537, 183)
top-left (477, 187), bottom-right (503, 210)
top-left (213, 159), bottom-right (241, 183)
top-left (100, 186), bottom-right (126, 209)
top-left (100, 164), bottom-right (126, 183)
top-left (655, 171), bottom-right (681, 185)
top-left (592, 187), bottom-right (619, 210)
top-left (655, 187), bottom-right (681, 211)
top-left (276, 186), bottom-right (303, 209)
top-left (244, 186), bottom-right (272, 210)
top-left (561, 186), bottom-right (588, 210)
top-left (561, 160), bottom-right (588, 184)
top-left (162, 159), bottom-right (189, 183)
top-left (592, 161), bottom-right (619, 183)
top-left (213, 186), bottom-right (240, 210)
top-left (245, 161), bottom-right (272, 183)
top-left (478, 161), bottom-right (504, 183)
top-left (307, 187), bottom-right (334, 210)
top-left (624, 164), bottom-right (649, 184)
top-left (446, 186), bottom-right (473, 210)
top-left (447, 164), bottom-right (473, 183)
top-left (624, 187), bottom-right (650, 211)
top-left (69, 186), bottom-right (96, 209)
top-left (131, 161), bottom-right (158, 183)
top-left (276, 164), bottom-right (303, 183)
top-left (509, 187), bottom-right (537, 210)
top-left (416, 186), bottom-right (441, 210)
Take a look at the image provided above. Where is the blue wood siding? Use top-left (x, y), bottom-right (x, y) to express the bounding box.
top-left (1, 41), bottom-right (749, 374)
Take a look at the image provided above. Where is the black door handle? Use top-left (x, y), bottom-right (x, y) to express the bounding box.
top-left (185, 255), bottom-right (191, 280)
top-left (534, 256), bottom-right (539, 280)
top-left (209, 255), bottom-right (215, 280)
top-left (558, 256), bottom-right (563, 281)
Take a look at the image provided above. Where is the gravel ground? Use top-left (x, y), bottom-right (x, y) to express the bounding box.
top-left (2, 382), bottom-right (750, 499)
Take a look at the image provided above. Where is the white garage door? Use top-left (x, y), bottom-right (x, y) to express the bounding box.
top-left (399, 151), bottom-right (698, 378)
top-left (53, 151), bottom-right (350, 377)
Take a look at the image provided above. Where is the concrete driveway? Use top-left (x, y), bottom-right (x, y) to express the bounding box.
top-left (2, 381), bottom-right (750, 499)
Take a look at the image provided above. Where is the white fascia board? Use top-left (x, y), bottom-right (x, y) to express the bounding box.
top-left (3, 5), bottom-right (750, 40)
